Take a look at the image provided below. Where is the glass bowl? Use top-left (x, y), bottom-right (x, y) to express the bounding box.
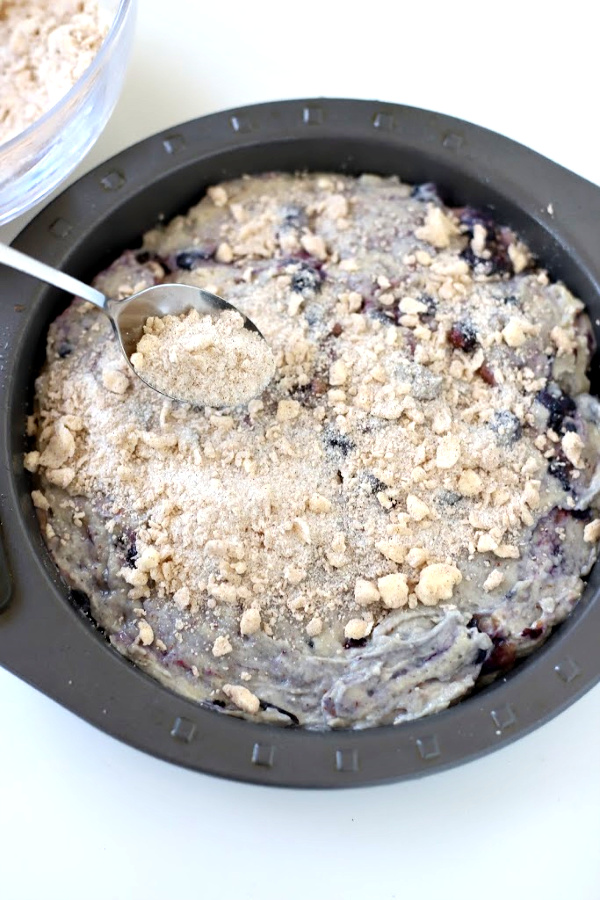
top-left (0, 0), bottom-right (137, 226)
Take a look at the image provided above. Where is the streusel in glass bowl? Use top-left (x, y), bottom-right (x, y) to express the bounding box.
top-left (0, 0), bottom-right (136, 226)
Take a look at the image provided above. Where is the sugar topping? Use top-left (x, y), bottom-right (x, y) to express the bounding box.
top-left (0, 0), bottom-right (109, 145)
top-left (30, 171), bottom-right (594, 647)
top-left (130, 308), bottom-right (276, 407)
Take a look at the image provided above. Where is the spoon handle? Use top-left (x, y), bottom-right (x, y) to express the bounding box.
top-left (0, 243), bottom-right (106, 309)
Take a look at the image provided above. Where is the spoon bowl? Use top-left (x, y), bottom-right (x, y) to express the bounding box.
top-left (110, 282), bottom-right (263, 358)
top-left (0, 242), bottom-right (269, 405)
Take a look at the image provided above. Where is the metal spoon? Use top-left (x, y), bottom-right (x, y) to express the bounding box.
top-left (0, 242), bottom-right (270, 404)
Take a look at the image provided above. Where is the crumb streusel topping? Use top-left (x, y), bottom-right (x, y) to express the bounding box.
top-left (0, 0), bottom-right (108, 145)
top-left (131, 308), bottom-right (275, 406)
top-left (27, 172), bottom-right (600, 728)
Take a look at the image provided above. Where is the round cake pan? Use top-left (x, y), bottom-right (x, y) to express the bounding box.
top-left (1, 98), bottom-right (600, 789)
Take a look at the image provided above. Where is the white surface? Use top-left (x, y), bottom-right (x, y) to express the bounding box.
top-left (1, 1), bottom-right (600, 898)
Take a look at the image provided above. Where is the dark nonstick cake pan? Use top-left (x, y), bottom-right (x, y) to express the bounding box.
top-left (1, 98), bottom-right (600, 788)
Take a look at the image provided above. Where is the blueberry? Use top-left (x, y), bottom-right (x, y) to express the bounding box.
top-left (460, 246), bottom-right (481, 271)
top-left (117, 531), bottom-right (138, 567)
top-left (367, 306), bottom-right (395, 326)
top-left (291, 263), bottom-right (324, 295)
top-left (536, 386), bottom-right (577, 433)
top-left (461, 244), bottom-right (512, 277)
top-left (489, 410), bottom-right (522, 446)
top-left (480, 637), bottom-right (516, 675)
top-left (291, 376), bottom-right (328, 408)
top-left (343, 636), bottom-right (367, 649)
top-left (280, 206), bottom-right (308, 230)
top-left (567, 507), bottom-right (590, 521)
top-left (126, 541), bottom-right (138, 566)
top-left (448, 321), bottom-right (478, 353)
top-left (324, 429), bottom-right (355, 456)
top-left (364, 473), bottom-right (389, 495)
top-left (503, 294), bottom-right (520, 306)
top-left (303, 305), bottom-right (324, 327)
top-left (174, 659), bottom-right (193, 672)
top-left (435, 489), bottom-right (463, 507)
top-left (175, 248), bottom-right (214, 270)
top-left (311, 378), bottom-right (328, 395)
top-left (529, 508), bottom-right (569, 571)
top-left (411, 182), bottom-right (440, 203)
top-left (474, 647), bottom-right (489, 666)
top-left (548, 456), bottom-right (571, 491)
top-left (135, 248), bottom-right (168, 271)
top-left (458, 207), bottom-right (513, 277)
top-left (457, 207), bottom-right (496, 232)
top-left (57, 341), bottom-right (73, 358)
top-left (477, 362), bottom-right (496, 386)
top-left (521, 626), bottom-right (543, 640)
top-left (69, 588), bottom-right (90, 615)
top-left (419, 293), bottom-right (437, 317)
top-left (259, 700), bottom-right (300, 725)
top-left (487, 249), bottom-right (513, 278)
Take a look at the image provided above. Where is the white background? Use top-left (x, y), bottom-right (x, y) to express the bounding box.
top-left (1, 1), bottom-right (600, 898)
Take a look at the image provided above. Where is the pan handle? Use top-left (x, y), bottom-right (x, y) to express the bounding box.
top-left (0, 525), bottom-right (12, 614)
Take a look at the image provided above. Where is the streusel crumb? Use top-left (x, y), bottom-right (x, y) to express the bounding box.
top-left (29, 172), bottom-right (600, 729)
top-left (0, 0), bottom-right (109, 145)
top-left (131, 308), bottom-right (275, 407)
